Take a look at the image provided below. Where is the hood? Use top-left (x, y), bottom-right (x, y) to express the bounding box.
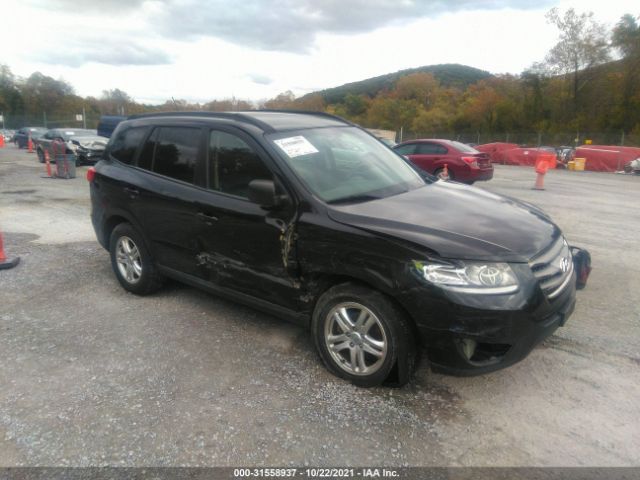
top-left (71, 136), bottom-right (107, 150)
top-left (327, 181), bottom-right (558, 262)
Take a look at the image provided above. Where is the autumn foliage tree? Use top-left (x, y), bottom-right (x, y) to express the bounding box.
top-left (542, 8), bottom-right (610, 126)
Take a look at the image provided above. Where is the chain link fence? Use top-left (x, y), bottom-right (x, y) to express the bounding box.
top-left (1, 112), bottom-right (103, 130)
top-left (399, 131), bottom-right (635, 147)
top-left (2, 111), bottom-right (637, 149)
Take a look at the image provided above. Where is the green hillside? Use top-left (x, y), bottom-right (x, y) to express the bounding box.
top-left (306, 64), bottom-right (493, 104)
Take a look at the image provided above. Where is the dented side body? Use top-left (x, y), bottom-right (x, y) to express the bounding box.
top-left (90, 111), bottom-right (581, 376)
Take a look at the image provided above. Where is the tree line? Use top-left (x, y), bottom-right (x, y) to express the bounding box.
top-left (279, 9), bottom-right (640, 145)
top-left (0, 8), bottom-right (638, 145)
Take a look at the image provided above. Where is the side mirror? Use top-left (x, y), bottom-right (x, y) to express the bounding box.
top-left (248, 179), bottom-right (278, 208)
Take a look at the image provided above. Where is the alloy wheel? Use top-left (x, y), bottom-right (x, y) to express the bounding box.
top-left (324, 302), bottom-right (388, 376)
top-left (115, 236), bottom-right (142, 284)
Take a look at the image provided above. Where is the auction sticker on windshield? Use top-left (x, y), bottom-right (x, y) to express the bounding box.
top-left (274, 136), bottom-right (319, 158)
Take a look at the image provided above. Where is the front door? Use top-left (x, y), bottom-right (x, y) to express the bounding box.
top-left (192, 127), bottom-right (300, 310)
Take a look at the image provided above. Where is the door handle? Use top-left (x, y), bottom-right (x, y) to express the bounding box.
top-left (196, 212), bottom-right (219, 224)
top-left (124, 187), bottom-right (139, 198)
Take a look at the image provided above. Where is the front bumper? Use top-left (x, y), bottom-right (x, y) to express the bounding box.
top-left (398, 251), bottom-right (585, 376)
top-left (423, 280), bottom-right (575, 376)
top-left (76, 150), bottom-right (104, 164)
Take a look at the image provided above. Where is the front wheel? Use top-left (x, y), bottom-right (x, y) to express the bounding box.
top-left (312, 283), bottom-right (416, 387)
top-left (109, 223), bottom-right (163, 295)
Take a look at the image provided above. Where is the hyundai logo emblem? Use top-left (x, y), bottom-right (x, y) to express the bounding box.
top-left (560, 257), bottom-right (570, 273)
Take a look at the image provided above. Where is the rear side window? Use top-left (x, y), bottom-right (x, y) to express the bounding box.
top-left (394, 143), bottom-right (416, 155)
top-left (109, 127), bottom-right (147, 164)
top-left (208, 130), bottom-right (272, 198)
top-left (416, 143), bottom-right (448, 155)
top-left (137, 127), bottom-right (201, 184)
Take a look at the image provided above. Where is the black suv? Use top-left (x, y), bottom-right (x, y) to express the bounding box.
top-left (89, 111), bottom-right (589, 387)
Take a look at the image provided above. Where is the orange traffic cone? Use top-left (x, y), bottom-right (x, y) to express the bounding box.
top-left (440, 163), bottom-right (450, 180)
top-left (27, 135), bottom-right (34, 153)
top-left (0, 232), bottom-right (20, 270)
top-left (44, 150), bottom-right (53, 178)
top-left (533, 154), bottom-right (551, 190)
top-left (0, 135), bottom-right (4, 148)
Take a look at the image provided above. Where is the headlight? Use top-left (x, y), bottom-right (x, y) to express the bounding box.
top-left (413, 260), bottom-right (519, 294)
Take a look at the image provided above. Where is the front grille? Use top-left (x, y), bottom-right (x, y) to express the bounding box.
top-left (529, 236), bottom-right (574, 299)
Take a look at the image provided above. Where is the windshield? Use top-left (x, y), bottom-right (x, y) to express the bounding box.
top-left (267, 127), bottom-right (424, 203)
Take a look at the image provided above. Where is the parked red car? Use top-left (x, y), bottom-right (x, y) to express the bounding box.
top-left (393, 139), bottom-right (493, 184)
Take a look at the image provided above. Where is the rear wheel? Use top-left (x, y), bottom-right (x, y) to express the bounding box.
top-left (434, 167), bottom-right (454, 181)
top-left (312, 283), bottom-right (416, 387)
top-left (109, 223), bottom-right (163, 295)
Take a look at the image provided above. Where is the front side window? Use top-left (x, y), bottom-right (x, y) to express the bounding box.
top-left (109, 127), bottom-right (147, 164)
top-left (139, 127), bottom-right (200, 184)
top-left (268, 127), bottom-right (424, 204)
top-left (208, 130), bottom-right (272, 198)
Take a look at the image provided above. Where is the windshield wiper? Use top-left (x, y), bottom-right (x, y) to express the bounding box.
top-left (327, 194), bottom-right (381, 205)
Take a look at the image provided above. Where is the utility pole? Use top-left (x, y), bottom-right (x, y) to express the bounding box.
top-left (43, 111), bottom-right (47, 128)
top-left (82, 107), bottom-right (86, 129)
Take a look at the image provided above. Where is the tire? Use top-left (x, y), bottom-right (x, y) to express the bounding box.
top-left (312, 282), bottom-right (416, 387)
top-left (109, 223), bottom-right (163, 295)
top-left (434, 167), bottom-right (454, 181)
top-left (37, 149), bottom-right (44, 163)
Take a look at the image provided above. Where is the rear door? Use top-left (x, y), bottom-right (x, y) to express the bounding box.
top-left (408, 142), bottom-right (450, 173)
top-left (132, 125), bottom-right (207, 276)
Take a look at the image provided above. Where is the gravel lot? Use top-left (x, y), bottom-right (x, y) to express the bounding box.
top-left (0, 145), bottom-right (638, 467)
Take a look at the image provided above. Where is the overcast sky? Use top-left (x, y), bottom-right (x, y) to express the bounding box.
top-left (3, 0), bottom-right (635, 104)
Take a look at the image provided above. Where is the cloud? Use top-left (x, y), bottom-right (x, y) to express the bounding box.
top-left (20, 0), bottom-right (554, 67)
top-left (153, 0), bottom-right (553, 52)
top-left (30, 0), bottom-right (557, 53)
top-left (30, 39), bottom-right (172, 67)
top-left (247, 73), bottom-right (273, 85)
top-left (27, 0), bottom-right (147, 11)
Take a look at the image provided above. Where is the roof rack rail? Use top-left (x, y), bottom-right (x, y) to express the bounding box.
top-left (255, 109), bottom-right (354, 126)
top-left (126, 111), bottom-right (275, 132)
